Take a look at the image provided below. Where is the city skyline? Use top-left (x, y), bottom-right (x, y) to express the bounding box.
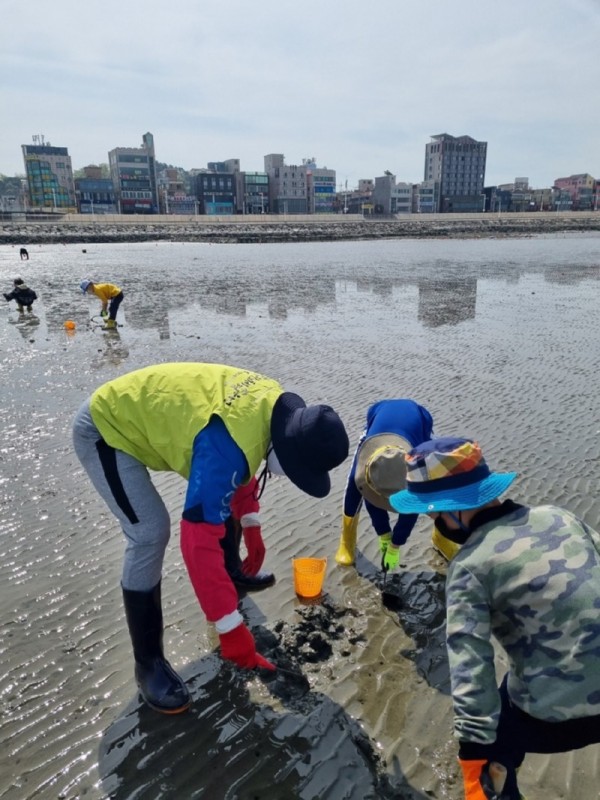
top-left (1, 0), bottom-right (599, 187)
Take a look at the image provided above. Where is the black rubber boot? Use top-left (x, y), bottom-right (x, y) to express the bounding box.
top-left (230, 570), bottom-right (276, 592)
top-left (221, 516), bottom-right (243, 574)
top-left (122, 582), bottom-right (191, 714)
top-left (221, 517), bottom-right (276, 592)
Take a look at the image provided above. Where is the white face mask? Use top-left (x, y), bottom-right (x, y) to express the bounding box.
top-left (267, 445), bottom-right (286, 476)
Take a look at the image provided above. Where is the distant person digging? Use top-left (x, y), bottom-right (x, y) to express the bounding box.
top-left (19, 247), bottom-right (29, 260)
top-left (3, 276), bottom-right (37, 313)
top-left (80, 279), bottom-right (124, 329)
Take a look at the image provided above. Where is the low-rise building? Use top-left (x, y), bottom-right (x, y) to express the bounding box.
top-left (264, 154), bottom-right (308, 214)
top-left (75, 166), bottom-right (116, 214)
top-left (554, 173), bottom-right (596, 210)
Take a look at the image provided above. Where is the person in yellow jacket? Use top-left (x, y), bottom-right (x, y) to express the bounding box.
top-left (72, 363), bottom-right (349, 714)
top-left (81, 279), bottom-right (124, 328)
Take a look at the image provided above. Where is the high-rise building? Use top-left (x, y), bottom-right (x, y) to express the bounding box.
top-left (22, 139), bottom-right (76, 211)
top-left (108, 132), bottom-right (158, 214)
top-left (424, 133), bottom-right (487, 212)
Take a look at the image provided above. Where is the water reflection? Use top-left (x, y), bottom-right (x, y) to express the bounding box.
top-left (90, 329), bottom-right (130, 368)
top-left (544, 263), bottom-right (600, 285)
top-left (417, 277), bottom-right (477, 327)
top-left (4, 242), bottom-right (600, 346)
top-left (8, 313), bottom-right (41, 342)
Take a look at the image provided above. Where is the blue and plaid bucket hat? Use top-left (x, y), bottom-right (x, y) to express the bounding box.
top-left (389, 437), bottom-right (517, 514)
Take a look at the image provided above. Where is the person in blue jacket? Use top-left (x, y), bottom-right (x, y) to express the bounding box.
top-left (335, 398), bottom-right (457, 569)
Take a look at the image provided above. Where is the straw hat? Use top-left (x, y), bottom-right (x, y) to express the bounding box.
top-left (354, 433), bottom-right (412, 512)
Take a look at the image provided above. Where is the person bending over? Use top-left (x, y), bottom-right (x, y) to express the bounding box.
top-left (335, 399), bottom-right (458, 571)
top-left (80, 279), bottom-right (124, 328)
top-left (391, 437), bottom-right (600, 800)
top-left (73, 363), bottom-right (348, 714)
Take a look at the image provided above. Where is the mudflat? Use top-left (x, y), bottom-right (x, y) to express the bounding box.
top-left (1, 235), bottom-right (599, 799)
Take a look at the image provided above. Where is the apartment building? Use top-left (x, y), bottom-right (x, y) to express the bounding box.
top-left (22, 141), bottom-right (76, 211)
top-left (424, 133), bottom-right (487, 212)
top-left (108, 132), bottom-right (158, 214)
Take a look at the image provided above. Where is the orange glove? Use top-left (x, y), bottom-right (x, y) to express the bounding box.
top-left (459, 758), bottom-right (508, 800)
top-left (219, 623), bottom-right (275, 670)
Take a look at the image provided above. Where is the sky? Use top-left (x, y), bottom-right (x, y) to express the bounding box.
top-left (1, 0), bottom-right (599, 189)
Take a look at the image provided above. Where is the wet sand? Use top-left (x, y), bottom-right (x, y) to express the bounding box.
top-left (1, 236), bottom-right (599, 799)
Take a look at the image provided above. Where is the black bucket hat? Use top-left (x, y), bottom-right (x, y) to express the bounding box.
top-left (270, 392), bottom-right (349, 498)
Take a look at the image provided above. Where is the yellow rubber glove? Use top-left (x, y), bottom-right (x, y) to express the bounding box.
top-left (335, 514), bottom-right (359, 565)
top-left (378, 532), bottom-right (392, 554)
top-left (431, 524), bottom-right (461, 562)
top-left (382, 543), bottom-right (400, 571)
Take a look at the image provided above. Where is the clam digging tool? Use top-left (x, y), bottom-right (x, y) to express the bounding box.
top-left (380, 557), bottom-right (402, 610)
top-left (381, 556), bottom-right (402, 611)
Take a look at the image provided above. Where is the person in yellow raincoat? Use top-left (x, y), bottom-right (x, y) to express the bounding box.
top-left (81, 279), bottom-right (124, 328)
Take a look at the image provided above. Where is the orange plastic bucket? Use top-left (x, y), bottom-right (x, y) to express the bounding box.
top-left (292, 557), bottom-right (327, 599)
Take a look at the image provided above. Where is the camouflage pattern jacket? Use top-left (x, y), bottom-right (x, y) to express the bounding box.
top-left (446, 501), bottom-right (600, 746)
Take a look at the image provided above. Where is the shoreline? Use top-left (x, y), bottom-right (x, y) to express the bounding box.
top-left (2, 213), bottom-right (600, 245)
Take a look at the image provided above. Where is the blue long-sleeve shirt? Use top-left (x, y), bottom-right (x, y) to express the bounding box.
top-left (182, 416), bottom-right (249, 524)
top-left (343, 399), bottom-right (433, 546)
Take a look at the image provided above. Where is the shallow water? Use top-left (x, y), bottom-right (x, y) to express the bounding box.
top-left (1, 235), bottom-right (599, 799)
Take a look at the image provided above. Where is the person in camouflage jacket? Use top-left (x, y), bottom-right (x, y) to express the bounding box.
top-left (391, 437), bottom-right (600, 800)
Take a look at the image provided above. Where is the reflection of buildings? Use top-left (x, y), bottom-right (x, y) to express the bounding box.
top-left (417, 277), bottom-right (478, 327)
top-left (543, 264), bottom-right (600, 285)
top-left (355, 277), bottom-right (395, 298)
top-left (125, 300), bottom-right (171, 340)
top-left (196, 275), bottom-right (337, 318)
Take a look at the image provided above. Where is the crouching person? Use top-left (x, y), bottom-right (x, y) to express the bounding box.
top-left (390, 437), bottom-right (600, 800)
top-left (72, 363), bottom-right (348, 714)
top-left (4, 276), bottom-right (37, 313)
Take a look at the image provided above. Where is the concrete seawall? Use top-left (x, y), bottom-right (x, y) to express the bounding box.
top-left (2, 212), bottom-right (600, 245)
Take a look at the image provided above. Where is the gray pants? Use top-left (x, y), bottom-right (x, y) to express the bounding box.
top-left (72, 401), bottom-right (171, 591)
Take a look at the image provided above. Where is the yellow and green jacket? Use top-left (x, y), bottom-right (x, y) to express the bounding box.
top-left (90, 363), bottom-right (284, 523)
